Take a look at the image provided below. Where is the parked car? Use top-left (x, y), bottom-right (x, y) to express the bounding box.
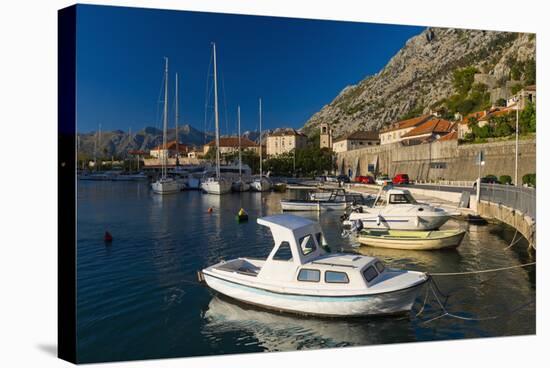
top-left (325, 176), bottom-right (338, 183)
top-left (336, 175), bottom-right (351, 183)
top-left (375, 175), bottom-right (391, 186)
top-left (315, 175), bottom-right (327, 182)
top-left (473, 175), bottom-right (500, 188)
top-left (354, 175), bottom-right (375, 184)
top-left (392, 173), bottom-right (410, 185)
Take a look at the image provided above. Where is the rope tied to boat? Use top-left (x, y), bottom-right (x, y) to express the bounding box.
top-left (428, 261), bottom-right (536, 276)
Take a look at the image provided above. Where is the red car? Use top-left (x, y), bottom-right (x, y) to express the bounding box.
top-left (354, 175), bottom-right (375, 184)
top-left (392, 173), bottom-right (410, 185)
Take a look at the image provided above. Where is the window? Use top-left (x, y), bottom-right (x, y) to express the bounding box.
top-left (299, 234), bottom-right (317, 255)
top-left (389, 193), bottom-right (417, 204)
top-left (273, 241), bottom-right (293, 261)
top-left (374, 261), bottom-right (385, 273)
top-left (363, 266), bottom-right (378, 283)
top-left (297, 269), bottom-right (320, 282)
top-left (325, 271), bottom-right (349, 283)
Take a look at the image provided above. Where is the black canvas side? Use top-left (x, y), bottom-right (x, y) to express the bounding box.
top-left (58, 4), bottom-right (77, 364)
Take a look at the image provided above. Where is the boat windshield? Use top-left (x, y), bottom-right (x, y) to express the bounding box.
top-left (388, 193), bottom-right (417, 204)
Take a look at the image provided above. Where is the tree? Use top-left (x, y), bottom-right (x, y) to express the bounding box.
top-left (452, 66), bottom-right (478, 95)
top-left (519, 102), bottom-right (536, 133)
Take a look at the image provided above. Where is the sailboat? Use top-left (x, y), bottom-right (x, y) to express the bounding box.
top-left (152, 57), bottom-right (181, 195)
top-left (232, 105), bottom-right (250, 192)
top-left (250, 98), bottom-right (272, 192)
top-left (201, 42), bottom-right (232, 195)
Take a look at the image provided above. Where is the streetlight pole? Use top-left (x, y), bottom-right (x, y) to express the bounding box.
top-left (515, 102), bottom-right (519, 186)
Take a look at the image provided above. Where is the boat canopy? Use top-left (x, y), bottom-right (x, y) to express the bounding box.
top-left (258, 215), bottom-right (328, 266)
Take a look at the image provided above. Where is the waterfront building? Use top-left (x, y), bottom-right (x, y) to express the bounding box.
top-left (203, 136), bottom-right (262, 156)
top-left (319, 122), bottom-right (332, 149)
top-left (332, 130), bottom-right (380, 153)
top-left (149, 140), bottom-right (189, 160)
top-left (379, 115), bottom-right (432, 145)
top-left (266, 128), bottom-right (308, 156)
top-left (400, 118), bottom-right (454, 145)
top-left (457, 106), bottom-right (516, 139)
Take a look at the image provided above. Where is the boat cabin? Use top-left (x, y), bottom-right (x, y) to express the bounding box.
top-left (254, 215), bottom-right (387, 288)
top-left (374, 188), bottom-right (418, 207)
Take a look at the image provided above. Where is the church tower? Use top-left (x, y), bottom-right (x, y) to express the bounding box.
top-left (319, 123), bottom-right (332, 149)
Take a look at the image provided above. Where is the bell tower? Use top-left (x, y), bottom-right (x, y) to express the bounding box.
top-left (319, 123), bottom-right (332, 149)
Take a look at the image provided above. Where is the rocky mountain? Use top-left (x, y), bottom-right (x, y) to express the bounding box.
top-left (77, 124), bottom-right (214, 158)
top-left (302, 28), bottom-right (535, 137)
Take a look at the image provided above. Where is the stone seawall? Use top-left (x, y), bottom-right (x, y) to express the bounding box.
top-left (337, 139), bottom-right (536, 182)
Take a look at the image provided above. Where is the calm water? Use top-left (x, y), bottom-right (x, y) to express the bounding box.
top-left (76, 181), bottom-right (536, 363)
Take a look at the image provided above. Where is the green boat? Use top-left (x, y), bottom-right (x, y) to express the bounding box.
top-left (357, 229), bottom-right (466, 250)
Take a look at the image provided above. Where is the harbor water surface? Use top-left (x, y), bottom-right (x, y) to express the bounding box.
top-left (77, 181), bottom-right (536, 363)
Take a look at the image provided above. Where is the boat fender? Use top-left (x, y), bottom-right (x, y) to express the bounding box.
top-left (207, 207), bottom-right (213, 213)
top-left (415, 216), bottom-right (420, 227)
top-left (376, 215), bottom-right (381, 226)
top-left (104, 231), bottom-right (113, 243)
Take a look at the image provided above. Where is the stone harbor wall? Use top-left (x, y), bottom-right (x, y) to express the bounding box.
top-left (337, 139), bottom-right (536, 182)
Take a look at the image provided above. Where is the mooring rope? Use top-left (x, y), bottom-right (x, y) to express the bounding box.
top-left (429, 261), bottom-right (536, 276)
top-left (503, 229), bottom-right (523, 250)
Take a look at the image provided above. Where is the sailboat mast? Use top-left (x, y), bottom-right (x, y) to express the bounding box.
top-left (175, 72), bottom-right (179, 166)
top-left (238, 105), bottom-right (242, 179)
top-left (212, 43), bottom-right (221, 180)
top-left (259, 98), bottom-right (262, 177)
top-left (162, 57), bottom-right (169, 179)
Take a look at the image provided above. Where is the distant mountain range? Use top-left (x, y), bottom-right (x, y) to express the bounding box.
top-left (77, 124), bottom-right (274, 158)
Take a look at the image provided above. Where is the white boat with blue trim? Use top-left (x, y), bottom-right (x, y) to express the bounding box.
top-left (200, 214), bottom-right (428, 317)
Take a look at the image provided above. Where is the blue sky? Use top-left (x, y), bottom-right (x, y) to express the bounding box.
top-left (76, 5), bottom-right (423, 134)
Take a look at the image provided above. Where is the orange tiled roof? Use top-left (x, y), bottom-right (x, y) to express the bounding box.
top-left (401, 118), bottom-right (453, 139)
top-left (152, 140), bottom-right (189, 152)
top-left (380, 115), bottom-right (432, 133)
top-left (204, 137), bottom-right (258, 148)
top-left (333, 130), bottom-right (380, 143)
top-left (437, 130), bottom-right (458, 142)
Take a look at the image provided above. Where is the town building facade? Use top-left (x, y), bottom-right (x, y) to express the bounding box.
top-left (203, 137), bottom-right (262, 156)
top-left (332, 131), bottom-right (380, 153)
top-left (319, 122), bottom-right (332, 149)
top-left (266, 128), bottom-right (308, 156)
top-left (379, 115), bottom-right (432, 145)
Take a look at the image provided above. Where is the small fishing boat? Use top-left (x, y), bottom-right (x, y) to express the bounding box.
top-left (281, 188), bottom-right (369, 211)
top-left (342, 188), bottom-right (451, 231)
top-left (356, 228), bottom-right (466, 250)
top-left (200, 214), bottom-right (428, 317)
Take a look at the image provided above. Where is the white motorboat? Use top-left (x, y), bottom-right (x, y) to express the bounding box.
top-left (342, 188), bottom-right (451, 231)
top-left (151, 58), bottom-right (182, 195)
top-left (281, 188), bottom-right (370, 212)
top-left (201, 43), bottom-right (232, 195)
top-left (200, 214), bottom-right (428, 317)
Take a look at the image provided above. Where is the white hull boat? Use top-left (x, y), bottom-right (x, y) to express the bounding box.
top-left (282, 189), bottom-right (369, 212)
top-left (151, 177), bottom-right (182, 194)
top-left (342, 188), bottom-right (451, 231)
top-left (201, 177), bottom-right (232, 195)
top-left (200, 214), bottom-right (428, 317)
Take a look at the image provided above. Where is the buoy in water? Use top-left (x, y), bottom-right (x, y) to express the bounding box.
top-left (207, 207), bottom-right (213, 213)
top-left (236, 208), bottom-right (248, 222)
top-left (104, 231), bottom-right (113, 243)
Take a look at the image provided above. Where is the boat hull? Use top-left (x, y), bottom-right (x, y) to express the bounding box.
top-left (250, 179), bottom-right (271, 192)
top-left (281, 200), bottom-right (347, 211)
top-left (345, 214), bottom-right (450, 231)
top-left (232, 181), bottom-right (250, 192)
top-left (202, 272), bottom-right (426, 317)
top-left (151, 179), bottom-right (182, 194)
top-left (357, 230), bottom-right (466, 250)
top-left (201, 180), bottom-right (232, 195)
